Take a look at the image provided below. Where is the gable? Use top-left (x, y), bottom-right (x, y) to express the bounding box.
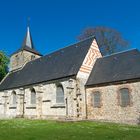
top-left (77, 39), bottom-right (102, 78)
top-left (86, 49), bottom-right (140, 87)
top-left (0, 37), bottom-right (95, 91)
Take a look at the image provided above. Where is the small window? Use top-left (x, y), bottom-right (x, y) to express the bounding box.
top-left (15, 55), bottom-right (19, 65)
top-left (31, 55), bottom-right (35, 60)
top-left (30, 88), bottom-right (36, 104)
top-left (92, 91), bottom-right (101, 108)
top-left (119, 88), bottom-right (130, 107)
top-left (56, 85), bottom-right (64, 104)
top-left (12, 91), bottom-right (16, 105)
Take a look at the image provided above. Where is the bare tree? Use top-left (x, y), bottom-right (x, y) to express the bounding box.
top-left (78, 27), bottom-right (129, 55)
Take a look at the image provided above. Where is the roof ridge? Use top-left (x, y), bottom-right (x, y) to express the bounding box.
top-left (10, 36), bottom-right (95, 73)
top-left (100, 48), bottom-right (138, 59)
top-left (30, 36), bottom-right (95, 62)
top-left (86, 48), bottom-right (140, 87)
top-left (13, 36), bottom-right (95, 69)
top-left (0, 36), bottom-right (94, 90)
top-left (44, 36), bottom-right (95, 56)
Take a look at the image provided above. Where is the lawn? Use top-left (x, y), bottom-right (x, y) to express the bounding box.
top-left (0, 119), bottom-right (139, 140)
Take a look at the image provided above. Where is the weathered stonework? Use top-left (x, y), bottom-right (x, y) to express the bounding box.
top-left (76, 39), bottom-right (102, 119)
top-left (10, 50), bottom-right (40, 71)
top-left (1, 35), bottom-right (139, 126)
top-left (0, 38), bottom-right (102, 121)
top-left (0, 77), bottom-right (79, 119)
top-left (86, 82), bottom-right (140, 124)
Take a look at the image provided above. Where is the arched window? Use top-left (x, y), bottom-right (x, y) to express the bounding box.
top-left (92, 91), bottom-right (101, 108)
top-left (119, 88), bottom-right (130, 107)
top-left (12, 91), bottom-right (16, 105)
top-left (30, 88), bottom-right (36, 104)
top-left (56, 85), bottom-right (64, 104)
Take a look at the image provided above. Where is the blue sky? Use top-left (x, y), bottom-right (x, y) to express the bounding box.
top-left (0, 0), bottom-right (140, 56)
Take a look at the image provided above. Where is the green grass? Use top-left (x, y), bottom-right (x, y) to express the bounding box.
top-left (0, 119), bottom-right (139, 140)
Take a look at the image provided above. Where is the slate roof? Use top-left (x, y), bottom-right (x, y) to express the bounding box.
top-left (12, 46), bottom-right (42, 56)
top-left (11, 27), bottom-right (42, 56)
top-left (0, 36), bottom-right (95, 91)
top-left (86, 49), bottom-right (140, 87)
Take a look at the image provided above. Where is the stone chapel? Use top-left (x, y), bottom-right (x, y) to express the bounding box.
top-left (0, 27), bottom-right (140, 124)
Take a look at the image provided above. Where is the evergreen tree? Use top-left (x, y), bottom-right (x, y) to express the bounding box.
top-left (0, 51), bottom-right (9, 81)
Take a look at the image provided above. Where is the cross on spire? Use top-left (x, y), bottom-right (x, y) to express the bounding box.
top-left (27, 17), bottom-right (30, 27)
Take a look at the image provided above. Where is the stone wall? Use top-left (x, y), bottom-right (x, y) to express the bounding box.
top-left (0, 78), bottom-right (140, 124)
top-left (0, 77), bottom-right (79, 120)
top-left (86, 82), bottom-right (140, 124)
top-left (0, 38), bottom-right (102, 120)
top-left (76, 39), bottom-right (102, 119)
top-left (10, 50), bottom-right (40, 71)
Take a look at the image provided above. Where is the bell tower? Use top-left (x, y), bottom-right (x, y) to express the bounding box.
top-left (10, 26), bottom-right (42, 71)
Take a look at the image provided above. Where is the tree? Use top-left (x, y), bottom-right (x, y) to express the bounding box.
top-left (77, 26), bottom-right (129, 55)
top-left (0, 51), bottom-right (9, 81)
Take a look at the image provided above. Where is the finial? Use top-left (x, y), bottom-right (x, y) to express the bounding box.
top-left (27, 17), bottom-right (30, 27)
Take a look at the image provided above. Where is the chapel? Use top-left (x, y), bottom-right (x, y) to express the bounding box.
top-left (0, 27), bottom-right (139, 124)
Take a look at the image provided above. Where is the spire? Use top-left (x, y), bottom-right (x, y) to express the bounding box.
top-left (26, 27), bottom-right (32, 48)
top-left (22, 26), bottom-right (34, 49)
top-left (11, 24), bottom-right (42, 56)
